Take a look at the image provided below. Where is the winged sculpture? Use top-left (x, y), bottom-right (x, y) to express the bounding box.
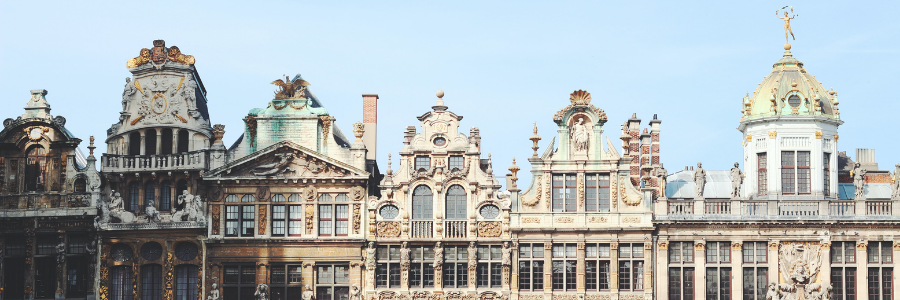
top-left (271, 75), bottom-right (311, 100)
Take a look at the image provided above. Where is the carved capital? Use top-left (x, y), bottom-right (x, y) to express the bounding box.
top-left (577, 242), bottom-right (585, 250)
top-left (731, 242), bottom-right (743, 251)
top-left (694, 242), bottom-right (705, 251)
top-left (658, 241), bottom-right (668, 250)
top-left (857, 240), bottom-right (868, 251)
top-left (768, 241), bottom-right (779, 250)
top-left (820, 241), bottom-right (831, 250)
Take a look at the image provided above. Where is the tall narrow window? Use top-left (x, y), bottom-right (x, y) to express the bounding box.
top-left (376, 245), bottom-right (401, 288)
top-left (177, 130), bottom-right (189, 153)
top-left (161, 128), bottom-right (173, 155)
top-left (757, 153), bottom-right (767, 194)
top-left (74, 178), bottom-right (87, 192)
top-left (129, 182), bottom-right (141, 212)
top-left (552, 174), bottom-right (577, 212)
top-left (705, 242), bottom-right (731, 300)
top-left (445, 185), bottom-right (467, 219)
top-left (272, 205), bottom-right (286, 236)
top-left (141, 264), bottom-right (163, 300)
top-left (409, 245), bottom-right (435, 288)
top-left (110, 266), bottom-right (134, 300)
top-left (443, 245), bottom-right (468, 288)
top-left (781, 151), bottom-right (796, 194)
top-left (552, 243), bottom-right (577, 291)
top-left (867, 241), bottom-right (893, 300)
top-left (449, 155), bottom-right (465, 171)
top-left (586, 243), bottom-right (611, 291)
top-left (129, 132), bottom-right (141, 155)
top-left (319, 205), bottom-right (333, 236)
top-left (412, 185), bottom-right (433, 219)
top-left (145, 181), bottom-right (156, 210)
top-left (175, 265), bottom-right (198, 300)
top-left (289, 205), bottom-right (303, 236)
top-left (823, 153), bottom-right (831, 196)
top-left (669, 241), bottom-right (694, 300)
top-left (223, 265), bottom-right (256, 300)
top-left (145, 129), bottom-right (157, 155)
top-left (318, 194), bottom-right (349, 236)
top-left (160, 181), bottom-right (172, 211)
top-left (25, 145), bottom-right (47, 192)
top-left (270, 264), bottom-right (303, 299)
top-left (831, 241), bottom-right (857, 300)
top-left (518, 243), bottom-right (544, 291)
top-left (476, 245), bottom-right (502, 288)
top-left (797, 151), bottom-right (811, 194)
top-left (618, 243), bottom-right (645, 292)
top-left (742, 242), bottom-right (768, 300)
top-left (316, 264), bottom-right (350, 300)
top-left (585, 174), bottom-right (611, 212)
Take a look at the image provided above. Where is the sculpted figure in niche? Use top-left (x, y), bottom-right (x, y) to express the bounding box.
top-left (56, 236), bottom-right (66, 265)
top-left (892, 163), bottom-right (900, 200)
top-left (255, 284), bottom-right (270, 300)
top-left (433, 242), bottom-right (444, 267)
top-left (694, 162), bottom-right (707, 199)
top-left (365, 242), bottom-right (376, 270)
top-left (730, 162), bottom-right (743, 199)
top-left (501, 242), bottom-right (512, 266)
top-left (570, 117), bottom-right (589, 153)
top-left (400, 242), bottom-right (411, 269)
top-left (657, 163), bottom-right (668, 198)
top-left (208, 278), bottom-right (220, 300)
top-left (852, 162), bottom-right (866, 200)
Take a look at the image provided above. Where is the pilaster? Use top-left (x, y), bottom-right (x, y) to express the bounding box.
top-left (694, 241), bottom-right (706, 300)
top-left (856, 241), bottom-right (867, 298)
top-left (731, 242), bottom-right (742, 300)
top-left (656, 241), bottom-right (669, 299)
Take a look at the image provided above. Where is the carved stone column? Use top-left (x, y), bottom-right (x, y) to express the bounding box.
top-left (642, 242), bottom-right (652, 295)
top-left (576, 242), bottom-right (585, 292)
top-left (140, 131), bottom-right (146, 156)
top-left (819, 241), bottom-right (831, 290)
top-left (767, 241), bottom-right (779, 286)
top-left (656, 241), bottom-right (669, 299)
top-left (304, 262), bottom-right (316, 291)
top-left (609, 242), bottom-right (619, 291)
top-left (856, 240), bottom-right (868, 298)
top-left (694, 241), bottom-right (706, 300)
top-left (543, 243), bottom-right (552, 293)
top-left (258, 262), bottom-right (270, 284)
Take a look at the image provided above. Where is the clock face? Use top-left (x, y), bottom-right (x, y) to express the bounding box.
top-left (29, 128), bottom-right (42, 140)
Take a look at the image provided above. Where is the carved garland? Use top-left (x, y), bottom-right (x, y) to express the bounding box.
top-left (544, 173), bottom-right (551, 209)
top-left (521, 175), bottom-right (541, 206)
top-left (353, 204), bottom-right (361, 234)
top-left (577, 173), bottom-right (585, 209)
top-left (320, 116), bottom-right (334, 145)
top-left (610, 175), bottom-right (618, 209)
top-left (258, 205), bottom-right (268, 235)
top-left (376, 221), bottom-right (401, 237)
top-left (476, 221), bottom-right (502, 237)
top-left (305, 204), bottom-right (315, 234)
top-left (211, 205), bottom-right (220, 235)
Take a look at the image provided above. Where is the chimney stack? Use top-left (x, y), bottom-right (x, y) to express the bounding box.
top-left (362, 94), bottom-right (378, 160)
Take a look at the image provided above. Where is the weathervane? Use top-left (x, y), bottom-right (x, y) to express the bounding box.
top-left (776, 6), bottom-right (798, 45)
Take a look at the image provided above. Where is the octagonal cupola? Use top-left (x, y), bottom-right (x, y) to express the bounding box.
top-left (738, 43), bottom-right (844, 199)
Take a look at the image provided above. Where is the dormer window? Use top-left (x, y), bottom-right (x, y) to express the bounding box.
top-left (415, 156), bottom-right (430, 170)
top-left (788, 95), bottom-right (801, 108)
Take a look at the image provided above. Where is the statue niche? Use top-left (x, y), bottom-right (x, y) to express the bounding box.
top-left (568, 114), bottom-right (592, 158)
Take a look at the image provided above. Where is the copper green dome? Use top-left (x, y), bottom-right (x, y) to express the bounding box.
top-left (740, 47), bottom-right (841, 122)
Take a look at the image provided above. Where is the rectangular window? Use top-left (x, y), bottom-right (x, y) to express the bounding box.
top-left (223, 265), bottom-right (257, 300)
top-left (518, 243), bottom-right (544, 291)
top-left (823, 153), bottom-right (831, 196)
top-left (585, 243), bottom-right (611, 291)
top-left (443, 245), bottom-right (468, 288)
top-left (669, 267), bottom-right (695, 300)
top-left (585, 174), bottom-right (611, 212)
top-left (376, 245), bottom-right (402, 288)
top-left (781, 151), bottom-right (796, 194)
top-left (449, 155), bottom-right (465, 171)
top-left (226, 206), bottom-right (239, 236)
top-left (552, 175), bottom-right (577, 212)
top-left (66, 257), bottom-right (89, 298)
top-left (618, 243), bottom-right (644, 292)
top-left (669, 241), bottom-right (694, 263)
top-left (757, 153), bottom-right (767, 193)
top-left (409, 245), bottom-right (434, 288)
top-left (319, 205), bottom-right (333, 236)
top-left (415, 156), bottom-right (431, 170)
top-left (241, 205), bottom-right (255, 237)
top-left (476, 245), bottom-right (502, 288)
top-left (319, 204), bottom-right (349, 236)
top-left (831, 267), bottom-right (856, 300)
top-left (705, 242), bottom-right (730, 263)
top-left (289, 205), bottom-right (303, 236)
top-left (141, 264), bottom-right (163, 300)
top-left (868, 267), bottom-right (893, 300)
top-left (742, 242), bottom-right (767, 263)
top-left (270, 264), bottom-right (303, 300)
top-left (742, 267), bottom-right (767, 300)
top-left (35, 257), bottom-right (56, 298)
top-left (174, 265), bottom-right (199, 300)
top-left (705, 267), bottom-right (731, 300)
top-left (316, 264), bottom-right (350, 300)
top-left (797, 151), bottom-right (811, 194)
top-left (272, 205), bottom-right (286, 236)
top-left (110, 266), bottom-right (134, 300)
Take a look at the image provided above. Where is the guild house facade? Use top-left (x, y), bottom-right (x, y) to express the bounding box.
top-left (1, 12), bottom-right (900, 300)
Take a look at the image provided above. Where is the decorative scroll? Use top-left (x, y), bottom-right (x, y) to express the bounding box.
top-left (376, 221), bottom-right (401, 237)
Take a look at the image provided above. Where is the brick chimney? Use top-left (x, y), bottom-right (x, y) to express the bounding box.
top-left (628, 113), bottom-right (641, 186)
top-left (362, 94), bottom-right (378, 160)
top-left (649, 114), bottom-right (662, 193)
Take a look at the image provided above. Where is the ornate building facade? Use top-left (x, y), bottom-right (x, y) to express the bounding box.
top-left (368, 91), bottom-right (508, 300)
top-left (509, 90), bottom-right (660, 300)
top-left (0, 89), bottom-right (101, 300)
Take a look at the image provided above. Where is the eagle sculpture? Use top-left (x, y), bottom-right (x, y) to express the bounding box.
top-left (271, 75), bottom-right (311, 100)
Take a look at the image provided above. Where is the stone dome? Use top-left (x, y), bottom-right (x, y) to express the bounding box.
top-left (740, 48), bottom-right (841, 121)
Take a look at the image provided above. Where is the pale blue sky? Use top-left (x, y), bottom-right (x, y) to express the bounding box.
top-left (1, 1), bottom-right (898, 188)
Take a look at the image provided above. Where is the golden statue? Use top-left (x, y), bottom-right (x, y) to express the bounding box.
top-left (271, 75), bottom-right (311, 100)
top-left (776, 6), bottom-right (798, 43)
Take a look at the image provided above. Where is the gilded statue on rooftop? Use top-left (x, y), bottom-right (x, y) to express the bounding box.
top-left (271, 75), bottom-right (311, 100)
top-left (776, 6), bottom-right (798, 44)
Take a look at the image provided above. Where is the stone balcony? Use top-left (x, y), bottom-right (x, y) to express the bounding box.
top-left (0, 193), bottom-right (96, 217)
top-left (376, 219), bottom-right (505, 240)
top-left (101, 150), bottom-right (208, 173)
top-left (655, 198), bottom-right (900, 221)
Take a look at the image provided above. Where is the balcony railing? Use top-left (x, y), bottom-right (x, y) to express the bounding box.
top-left (778, 201), bottom-right (818, 216)
top-left (411, 221), bottom-right (433, 238)
top-left (867, 201), bottom-right (892, 216)
top-left (741, 202), bottom-right (766, 216)
top-left (705, 201), bottom-right (731, 215)
top-left (444, 220), bottom-right (467, 238)
top-left (829, 201), bottom-right (855, 216)
top-left (668, 202), bottom-right (693, 215)
top-left (657, 199), bottom-right (898, 219)
top-left (102, 151), bottom-right (207, 172)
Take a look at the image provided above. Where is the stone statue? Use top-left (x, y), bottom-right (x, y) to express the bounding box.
top-left (254, 284), bottom-right (269, 300)
top-left (765, 282), bottom-right (778, 300)
top-left (145, 199), bottom-right (161, 222)
top-left (730, 162), bottom-right (743, 199)
top-left (852, 162), bottom-right (866, 200)
top-left (776, 7), bottom-right (798, 43)
top-left (253, 152), bottom-right (296, 177)
top-left (301, 284), bottom-right (313, 300)
top-left (365, 242), bottom-right (377, 270)
top-left (174, 190), bottom-right (206, 222)
top-left (122, 77), bottom-right (137, 111)
top-left (467, 242), bottom-right (477, 268)
top-left (693, 162), bottom-right (706, 199)
top-left (570, 117), bottom-right (589, 152)
top-left (106, 190), bottom-right (135, 223)
top-left (400, 242), bottom-right (411, 269)
top-left (501, 242), bottom-right (512, 266)
top-left (657, 163), bottom-right (668, 198)
top-left (349, 285), bottom-right (361, 300)
top-left (433, 242), bottom-right (444, 267)
top-left (892, 163), bottom-right (900, 200)
top-left (208, 278), bottom-right (220, 300)
top-left (56, 236), bottom-right (66, 265)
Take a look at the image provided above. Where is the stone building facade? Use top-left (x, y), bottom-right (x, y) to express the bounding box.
top-left (509, 90), bottom-right (660, 300)
top-left (368, 91), bottom-right (508, 300)
top-left (0, 89), bottom-right (101, 300)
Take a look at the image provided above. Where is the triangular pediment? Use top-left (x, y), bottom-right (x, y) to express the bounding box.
top-left (205, 141), bottom-right (368, 179)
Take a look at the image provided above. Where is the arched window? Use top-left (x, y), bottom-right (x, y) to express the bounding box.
top-left (160, 181), bottom-right (172, 211)
top-left (145, 129), bottom-right (157, 155)
top-left (161, 129), bottom-right (173, 155)
top-left (174, 265), bottom-right (199, 300)
top-left (129, 132), bottom-right (141, 155)
top-left (177, 130), bottom-right (189, 153)
top-left (24, 145), bottom-right (47, 192)
top-left (412, 185), bottom-right (433, 219)
top-left (128, 182), bottom-right (140, 212)
top-left (74, 178), bottom-right (87, 193)
top-left (145, 182), bottom-right (156, 209)
top-left (141, 264), bottom-right (163, 300)
top-left (445, 185), bottom-right (467, 220)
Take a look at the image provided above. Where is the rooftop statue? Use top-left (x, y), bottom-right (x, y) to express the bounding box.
top-left (852, 162), bottom-right (866, 200)
top-left (694, 162), bottom-right (706, 200)
top-left (776, 6), bottom-right (798, 44)
top-left (271, 75), bottom-right (310, 100)
top-left (730, 162), bottom-right (743, 199)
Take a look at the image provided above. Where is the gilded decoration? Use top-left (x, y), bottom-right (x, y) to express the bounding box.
top-left (126, 40), bottom-right (195, 68)
top-left (305, 204), bottom-right (315, 234)
top-left (376, 221), bottom-right (401, 237)
top-left (585, 295), bottom-right (611, 300)
top-left (857, 240), bottom-right (868, 250)
top-left (694, 242), bottom-right (705, 251)
top-left (353, 204), bottom-right (361, 234)
top-left (588, 216), bottom-right (608, 223)
top-left (556, 217), bottom-right (574, 223)
top-left (768, 131), bottom-right (777, 138)
top-left (577, 173), bottom-right (585, 208)
top-left (820, 241), bottom-right (831, 250)
top-left (658, 241), bottom-right (668, 250)
top-left (522, 217), bottom-right (541, 224)
top-left (732, 242), bottom-right (743, 250)
top-left (271, 75), bottom-right (310, 100)
top-left (477, 221), bottom-right (502, 237)
top-left (164, 252), bottom-right (174, 300)
top-left (258, 205), bottom-right (267, 235)
top-left (769, 241), bottom-right (779, 250)
top-left (815, 131), bottom-right (823, 139)
top-left (894, 242), bottom-right (900, 251)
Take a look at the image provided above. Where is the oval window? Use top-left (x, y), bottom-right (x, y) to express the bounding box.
top-left (111, 243), bottom-right (134, 262)
top-left (140, 241), bottom-right (163, 261)
top-left (433, 137), bottom-right (446, 146)
top-left (380, 205), bottom-right (399, 219)
top-left (175, 242), bottom-right (198, 261)
top-left (480, 205), bottom-right (500, 219)
top-left (788, 95), bottom-right (801, 108)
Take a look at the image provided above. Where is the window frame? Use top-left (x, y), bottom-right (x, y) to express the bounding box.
top-left (757, 152), bottom-right (767, 194)
top-left (412, 185), bottom-right (433, 220)
top-left (315, 264), bottom-right (351, 300)
top-left (270, 263), bottom-right (304, 300)
top-left (551, 243), bottom-right (577, 291)
top-left (476, 245), bottom-right (503, 288)
top-left (415, 156), bottom-right (431, 170)
top-left (445, 185), bottom-right (467, 220)
top-left (141, 264), bottom-right (163, 300)
top-left (831, 241), bottom-right (857, 300)
top-left (223, 264), bottom-right (257, 300)
top-left (552, 174), bottom-right (577, 212)
top-left (409, 245), bottom-right (435, 288)
top-left (442, 245), bottom-right (469, 288)
top-left (585, 174), bottom-right (611, 212)
top-left (617, 243), bottom-right (645, 292)
top-left (585, 243), bottom-right (611, 291)
top-left (518, 243), bottom-right (544, 292)
top-left (376, 245), bottom-right (402, 288)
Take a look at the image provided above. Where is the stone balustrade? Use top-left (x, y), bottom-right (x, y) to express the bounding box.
top-left (101, 151), bottom-right (207, 172)
top-left (656, 198), bottom-right (899, 219)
